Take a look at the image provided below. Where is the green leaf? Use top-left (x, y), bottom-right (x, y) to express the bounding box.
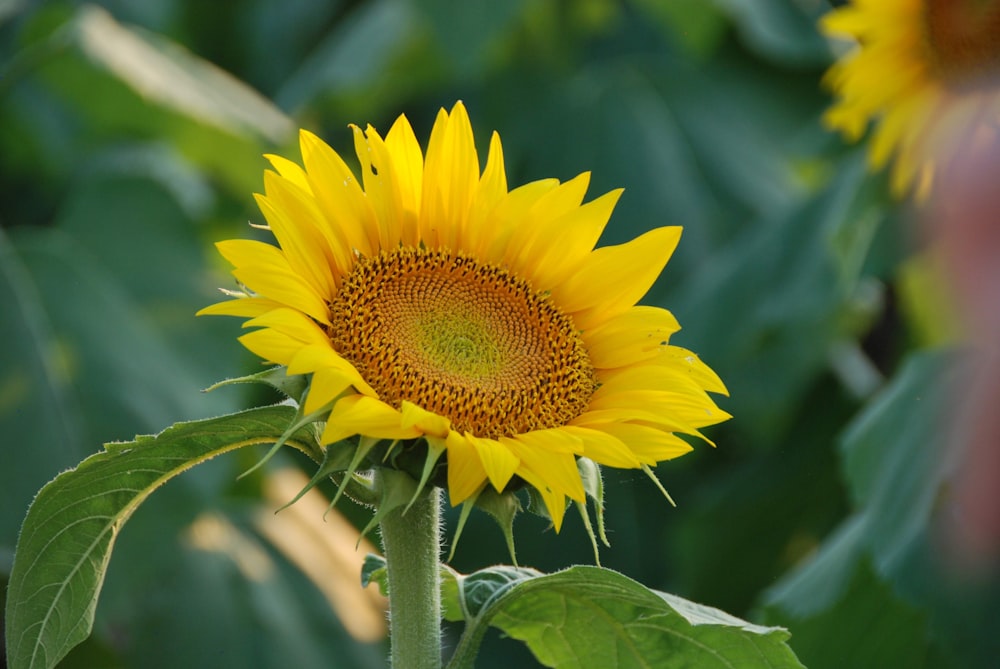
top-left (4, 404), bottom-right (318, 669)
top-left (446, 565), bottom-right (804, 669)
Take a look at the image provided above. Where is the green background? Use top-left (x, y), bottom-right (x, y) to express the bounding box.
top-left (1, 0), bottom-right (997, 667)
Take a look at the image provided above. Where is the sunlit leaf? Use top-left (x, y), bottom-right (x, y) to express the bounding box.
top-left (444, 564), bottom-right (804, 669)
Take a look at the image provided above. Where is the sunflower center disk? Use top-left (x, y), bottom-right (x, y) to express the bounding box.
top-left (925, 0), bottom-right (1000, 84)
top-left (328, 248), bottom-right (597, 439)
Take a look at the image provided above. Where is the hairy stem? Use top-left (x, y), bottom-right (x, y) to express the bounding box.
top-left (378, 475), bottom-right (442, 669)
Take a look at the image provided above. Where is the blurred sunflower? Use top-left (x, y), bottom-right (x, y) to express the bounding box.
top-left (201, 102), bottom-right (728, 530)
top-left (822, 0), bottom-right (1000, 198)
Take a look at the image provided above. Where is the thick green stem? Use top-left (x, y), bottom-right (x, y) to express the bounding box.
top-left (378, 475), bottom-right (442, 669)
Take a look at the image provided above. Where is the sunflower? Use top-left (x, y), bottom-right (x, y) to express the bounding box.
top-left (200, 102), bottom-right (729, 530)
top-left (821, 0), bottom-right (1000, 198)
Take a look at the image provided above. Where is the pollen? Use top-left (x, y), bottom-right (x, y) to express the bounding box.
top-left (327, 247), bottom-right (597, 438)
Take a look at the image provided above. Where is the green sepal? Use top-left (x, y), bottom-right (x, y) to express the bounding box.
top-left (575, 457), bottom-right (610, 565)
top-left (327, 435), bottom-right (381, 516)
top-left (472, 486), bottom-right (521, 565)
top-left (274, 434), bottom-right (377, 512)
top-left (358, 468), bottom-right (422, 543)
top-left (203, 365), bottom-right (308, 403)
top-left (405, 438), bottom-right (446, 514)
top-left (641, 463), bottom-right (677, 506)
top-left (447, 488), bottom-right (485, 564)
top-left (237, 400), bottom-right (332, 480)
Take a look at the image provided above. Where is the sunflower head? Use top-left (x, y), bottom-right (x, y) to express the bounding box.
top-left (200, 102), bottom-right (729, 539)
top-left (821, 0), bottom-right (1000, 199)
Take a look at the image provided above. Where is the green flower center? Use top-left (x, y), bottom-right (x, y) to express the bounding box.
top-left (925, 0), bottom-right (1000, 85)
top-left (327, 247), bottom-right (597, 438)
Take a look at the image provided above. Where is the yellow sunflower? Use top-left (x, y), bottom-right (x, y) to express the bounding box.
top-left (821, 0), bottom-right (1000, 199)
top-left (200, 102), bottom-right (729, 530)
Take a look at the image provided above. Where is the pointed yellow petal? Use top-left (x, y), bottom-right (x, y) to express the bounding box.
top-left (421, 102), bottom-right (479, 249)
top-left (554, 226), bottom-right (682, 330)
top-left (595, 423), bottom-right (694, 464)
top-left (197, 296), bottom-right (284, 318)
top-left (321, 394), bottom-right (419, 444)
top-left (254, 192), bottom-right (335, 297)
top-left (286, 343), bottom-right (376, 399)
top-left (588, 389), bottom-right (730, 430)
top-left (237, 329), bottom-right (305, 365)
top-left (481, 178), bottom-right (561, 263)
top-left (400, 401), bottom-right (451, 438)
top-left (501, 432), bottom-right (585, 502)
top-left (384, 113), bottom-right (424, 248)
top-left (353, 123), bottom-right (405, 250)
top-left (243, 308), bottom-right (329, 347)
top-left (464, 131), bottom-right (508, 255)
top-left (264, 153), bottom-right (312, 193)
top-left (217, 239), bottom-right (331, 325)
top-left (299, 129), bottom-right (377, 255)
top-left (502, 172), bottom-right (591, 269)
top-left (445, 431), bottom-right (488, 506)
top-left (583, 306), bottom-right (681, 369)
top-left (262, 170), bottom-right (354, 278)
top-left (562, 426), bottom-right (641, 468)
top-left (514, 187), bottom-right (623, 289)
top-left (302, 366), bottom-right (354, 415)
top-left (465, 433), bottom-right (520, 492)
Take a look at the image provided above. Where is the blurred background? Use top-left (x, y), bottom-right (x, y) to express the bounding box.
top-left (2, 0), bottom-right (999, 667)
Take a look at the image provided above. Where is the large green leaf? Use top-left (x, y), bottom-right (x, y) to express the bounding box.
top-left (365, 557), bottom-right (804, 668)
top-left (4, 404), bottom-right (320, 669)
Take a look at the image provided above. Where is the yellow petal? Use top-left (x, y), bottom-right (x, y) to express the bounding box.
top-left (286, 343), bottom-right (376, 400)
top-left (515, 187), bottom-right (623, 290)
top-left (501, 432), bottom-right (585, 502)
top-left (299, 129), bottom-right (377, 255)
top-left (421, 102), bottom-right (479, 249)
top-left (238, 328), bottom-right (305, 366)
top-left (596, 422), bottom-right (694, 464)
top-left (562, 426), bottom-right (641, 468)
top-left (321, 395), bottom-right (420, 444)
top-left (218, 239), bottom-right (331, 325)
top-left (465, 433), bottom-right (520, 492)
top-left (463, 131), bottom-right (507, 256)
top-left (445, 431), bottom-right (488, 506)
top-left (254, 192), bottom-right (335, 297)
top-left (353, 123), bottom-right (405, 250)
top-left (302, 366), bottom-right (354, 415)
top-left (384, 114), bottom-right (424, 248)
top-left (197, 296), bottom-right (285, 318)
top-left (262, 170), bottom-right (354, 278)
top-left (501, 172), bottom-right (591, 269)
top-left (243, 308), bottom-right (329, 347)
top-left (264, 153), bottom-right (312, 193)
top-left (400, 401), bottom-right (451, 438)
top-left (583, 306), bottom-right (681, 369)
top-left (480, 178), bottom-right (561, 263)
top-left (554, 226), bottom-right (682, 330)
